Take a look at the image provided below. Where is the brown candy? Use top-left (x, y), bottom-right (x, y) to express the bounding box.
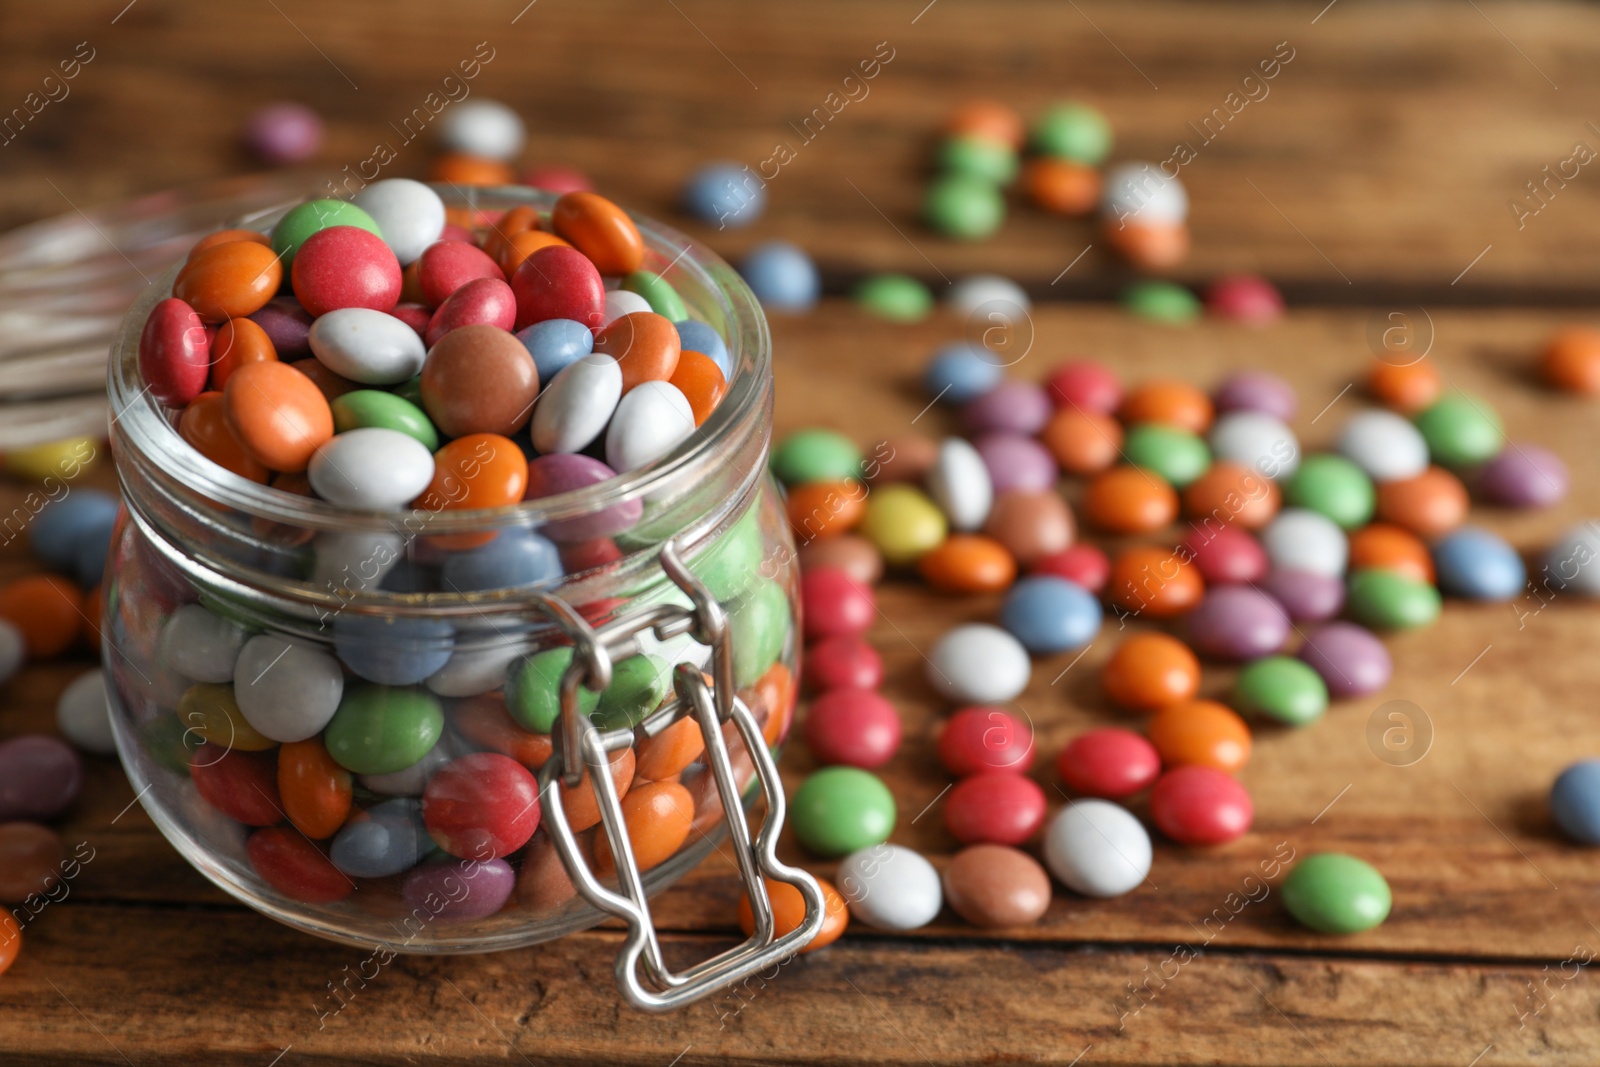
top-left (942, 844), bottom-right (1051, 928)
top-left (517, 831), bottom-right (580, 914)
top-left (0, 822), bottom-right (65, 904)
top-left (983, 489), bottom-right (1074, 567)
top-left (797, 534), bottom-right (884, 586)
top-left (420, 324), bottom-right (540, 438)
top-left (867, 433), bottom-right (938, 485)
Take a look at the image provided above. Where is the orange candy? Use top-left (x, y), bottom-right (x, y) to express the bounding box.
top-left (786, 479), bottom-right (867, 541)
top-left (1107, 546), bottom-right (1204, 619)
top-left (736, 875), bottom-right (849, 953)
top-left (1146, 700), bottom-right (1252, 773)
top-left (0, 575), bottom-right (83, 658)
top-left (180, 391), bottom-right (271, 483)
top-left (1375, 466), bottom-right (1469, 539)
top-left (1040, 407), bottom-right (1123, 475)
top-left (551, 191), bottom-right (645, 275)
top-left (1105, 221), bottom-right (1191, 271)
top-left (223, 361), bottom-right (335, 473)
top-left (1542, 327), bottom-right (1600, 394)
top-left (499, 229), bottom-right (571, 276)
top-left (1023, 158), bottom-right (1100, 216)
top-left (755, 661), bottom-right (797, 747)
top-left (561, 747), bottom-right (636, 833)
top-left (1084, 465), bottom-right (1179, 534)
top-left (453, 692), bottom-right (552, 769)
top-left (1103, 632), bottom-right (1200, 712)
top-left (430, 154), bottom-right (515, 186)
top-left (1120, 380), bottom-right (1213, 433)
top-left (187, 228), bottom-right (271, 260)
top-left (945, 99), bottom-right (1024, 149)
top-left (1368, 359), bottom-right (1443, 413)
top-left (917, 534), bottom-right (1017, 594)
top-left (210, 316), bottom-right (278, 391)
top-left (483, 205), bottom-right (540, 264)
top-left (1183, 461), bottom-right (1280, 529)
top-left (593, 311), bottom-right (682, 394)
top-left (669, 350), bottom-right (728, 426)
top-left (592, 780), bottom-right (695, 876)
top-left (417, 433), bottom-right (528, 512)
top-left (278, 738), bottom-right (353, 840)
top-left (173, 240), bottom-right (283, 323)
top-left (0, 914), bottom-right (21, 977)
top-left (635, 715), bottom-right (707, 782)
top-left (1349, 522), bottom-right (1435, 584)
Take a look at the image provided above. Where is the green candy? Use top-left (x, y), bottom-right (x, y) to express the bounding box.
top-left (594, 654), bottom-right (672, 731)
top-left (271, 199), bottom-right (383, 269)
top-left (1282, 853), bottom-right (1392, 934)
top-left (770, 429), bottom-right (863, 486)
top-left (323, 685), bottom-right (444, 776)
top-left (1030, 102), bottom-right (1113, 164)
top-left (394, 376), bottom-right (425, 409)
top-left (331, 390), bottom-right (439, 450)
top-left (621, 270), bottom-right (689, 322)
top-left (1346, 568), bottom-right (1441, 630)
top-left (1413, 393), bottom-right (1504, 467)
top-left (1124, 423), bottom-right (1211, 488)
top-left (689, 500), bottom-right (768, 601)
top-left (937, 134), bottom-right (1019, 185)
top-left (855, 273), bottom-right (934, 323)
top-left (729, 578), bottom-right (791, 688)
top-left (505, 647), bottom-right (598, 734)
top-left (789, 767), bottom-right (896, 856)
top-left (1233, 656), bottom-right (1328, 726)
top-left (925, 173), bottom-right (1005, 240)
top-left (1284, 454), bottom-right (1375, 530)
top-left (1123, 280), bottom-right (1201, 324)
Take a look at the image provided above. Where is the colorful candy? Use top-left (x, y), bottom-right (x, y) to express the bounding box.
top-left (1043, 799), bottom-right (1151, 898)
top-left (1281, 853), bottom-right (1391, 934)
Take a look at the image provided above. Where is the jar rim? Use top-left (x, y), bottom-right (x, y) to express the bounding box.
top-left (108, 184), bottom-right (771, 535)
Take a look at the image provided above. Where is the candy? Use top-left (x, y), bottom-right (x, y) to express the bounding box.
top-left (1058, 727), bottom-right (1160, 799)
top-left (1033, 102), bottom-right (1113, 164)
top-left (943, 844), bottom-right (1051, 928)
top-left (785, 479), bottom-right (866, 540)
top-left (964, 380), bottom-right (1052, 436)
top-left (210, 316), bottom-right (278, 392)
top-left (181, 683), bottom-right (276, 752)
top-left (1550, 759), bottom-right (1600, 843)
top-left (5, 438), bottom-right (98, 482)
top-left (804, 636), bottom-right (883, 694)
top-left (1046, 360), bottom-right (1121, 413)
top-left (1043, 799), bottom-right (1151, 898)
top-left (1233, 655), bottom-right (1328, 726)
top-left (1540, 524), bottom-right (1600, 596)
top-left (423, 752), bottom-right (539, 859)
top-left (430, 154), bottom-right (513, 186)
top-left (330, 798), bottom-right (429, 877)
top-left (531, 354), bottom-right (623, 455)
top-left (30, 489), bottom-right (120, 576)
top-left (1185, 585), bottom-right (1290, 661)
top-left (1281, 853), bottom-right (1391, 934)
top-left (998, 576), bottom-right (1100, 654)
top-left (1123, 281), bottom-right (1200, 323)
top-left (1283, 453), bottom-right (1376, 531)
top-left (1368, 358), bottom-right (1443, 412)
top-left (1205, 276), bottom-right (1285, 325)
top-left (181, 391), bottom-right (269, 483)
top-left (441, 528), bottom-right (562, 592)
top-left (1040, 407), bottom-right (1122, 475)
top-left (330, 389), bottom-right (438, 450)
top-left (307, 428), bottom-right (435, 509)
top-left (271, 200), bottom-right (384, 273)
top-left (1147, 700), bottom-right (1252, 773)
top-left (1542, 327), bottom-right (1600, 394)
top-left (674, 319), bottom-right (731, 377)
top-left (926, 437), bottom-right (993, 531)
top-left (938, 135), bottom-right (1019, 184)
top-left (190, 749), bottom-right (280, 826)
top-left (859, 484), bottom-right (948, 566)
top-left (737, 876), bottom-right (849, 952)
top-left (139, 298), bottom-right (211, 407)
top-left (838, 844), bottom-right (942, 930)
top-left (800, 568), bottom-right (875, 641)
top-left (804, 688), bottom-right (901, 770)
top-left (223, 362), bottom-right (335, 472)
top-left (729, 579), bottom-right (791, 687)
top-left (404, 857), bottom-right (516, 921)
top-left (938, 706), bottom-right (1034, 776)
top-left (924, 343), bottom-right (1003, 407)
top-left (56, 669), bottom-right (115, 755)
top-left (1103, 633), bottom-right (1200, 712)
top-left (790, 766), bottom-right (896, 856)
top-left (855, 273), bottom-right (933, 323)
top-left (772, 428), bottom-right (864, 485)
top-left (1259, 567), bottom-right (1345, 622)
top-left (245, 102), bottom-right (323, 164)
top-left (0, 621), bottom-right (30, 684)
top-left (1031, 543), bottom-right (1109, 593)
top-left (1124, 423), bottom-right (1211, 488)
top-left (525, 454), bottom-right (641, 540)
top-left (417, 240), bottom-right (502, 308)
top-left (1084, 466), bottom-right (1178, 535)
top-left (870, 434), bottom-right (938, 484)
top-left (1183, 461), bottom-right (1280, 528)
top-left (1346, 569), bottom-right (1442, 630)
top-left (278, 737), bottom-right (353, 840)
top-left (175, 240), bottom-right (284, 323)
top-left (233, 635), bottom-right (344, 742)
top-left (249, 297), bottom-right (314, 356)
top-left (0, 575), bottom-right (82, 658)
top-left (945, 772), bottom-right (1045, 845)
top-left (926, 173), bottom-right (1005, 239)
top-left (1349, 522), bottom-right (1434, 584)
top-left (1107, 545), bottom-right (1204, 619)
top-left (436, 100), bottom-right (525, 161)
top-left (593, 781), bottom-right (695, 875)
top-left (917, 534), bottom-right (1017, 594)
top-left (1149, 766), bottom-right (1253, 846)
top-left (1431, 526), bottom-right (1525, 601)
top-left (248, 827), bottom-right (353, 904)
top-left (591, 654), bottom-right (670, 731)
top-left (1477, 443), bottom-right (1568, 508)
top-left (0, 736), bottom-right (82, 822)
top-left (668, 350), bottom-right (731, 427)
top-left (425, 277), bottom-right (517, 346)
top-left (551, 192), bottom-right (644, 276)
top-left (1336, 410), bottom-right (1429, 483)
top-left (974, 433), bottom-right (1057, 494)
top-left (1179, 524), bottom-right (1267, 585)
top-left (0, 822), bottom-right (65, 903)
top-left (1414, 393), bottom-right (1504, 467)
top-left (740, 241), bottom-right (820, 312)
top-left (1297, 622), bottom-right (1391, 698)
top-left (1375, 466), bottom-right (1469, 538)
top-left (927, 623), bottom-right (1031, 704)
top-left (1208, 410), bottom-right (1298, 477)
top-left (505, 647), bottom-right (598, 734)
top-left (1261, 508), bottom-right (1347, 578)
top-left (1025, 157), bottom-right (1100, 215)
top-left (681, 161), bottom-right (766, 228)
top-left (334, 614), bottom-right (454, 685)
top-left (604, 380), bottom-right (695, 472)
top-left (594, 312), bottom-right (682, 394)
top-left (420, 324), bottom-right (540, 438)
top-left (947, 99), bottom-right (1024, 148)
top-left (945, 274), bottom-right (1030, 319)
top-left (622, 270), bottom-right (689, 321)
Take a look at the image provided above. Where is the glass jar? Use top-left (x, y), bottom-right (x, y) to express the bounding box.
top-left (102, 186), bottom-right (823, 1009)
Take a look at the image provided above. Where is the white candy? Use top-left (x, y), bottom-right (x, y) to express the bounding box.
top-left (308, 428), bottom-right (435, 510)
top-left (1261, 507), bottom-right (1348, 577)
top-left (925, 437), bottom-right (992, 531)
top-left (233, 635), bottom-right (344, 743)
top-left (944, 274), bottom-right (1030, 318)
top-left (309, 530), bottom-right (404, 595)
top-left (532, 354), bottom-right (623, 454)
top-left (605, 381), bottom-right (695, 473)
top-left (602, 290), bottom-right (652, 326)
top-left (308, 308), bottom-right (426, 385)
top-left (1101, 162), bottom-right (1188, 225)
top-left (1337, 409), bottom-right (1429, 483)
top-left (1541, 522), bottom-right (1600, 597)
top-left (426, 632), bottom-right (532, 697)
top-left (158, 604), bottom-right (248, 683)
top-left (0, 619), bottom-right (25, 687)
top-left (57, 669), bottom-right (116, 755)
top-left (435, 99), bottom-right (526, 162)
top-left (1208, 411), bottom-right (1300, 479)
top-left (351, 179), bottom-right (446, 265)
top-left (1043, 799), bottom-right (1152, 898)
top-left (926, 623), bottom-right (1030, 704)
top-left (838, 845), bottom-right (943, 931)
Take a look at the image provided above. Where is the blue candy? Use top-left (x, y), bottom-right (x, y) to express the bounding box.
top-left (674, 319), bottom-right (731, 378)
top-left (28, 489), bottom-right (120, 576)
top-left (1431, 526), bottom-right (1525, 601)
top-left (441, 528), bottom-right (562, 592)
top-left (379, 558), bottom-right (438, 594)
top-left (998, 576), bottom-right (1102, 654)
top-left (515, 318), bottom-right (594, 383)
top-left (72, 519), bottom-right (116, 588)
top-left (739, 241), bottom-right (820, 313)
top-left (924, 342), bottom-right (1003, 404)
top-left (1551, 759), bottom-right (1600, 844)
top-left (682, 161), bottom-right (766, 229)
top-left (333, 613), bottom-right (454, 685)
top-left (330, 799), bottom-right (430, 878)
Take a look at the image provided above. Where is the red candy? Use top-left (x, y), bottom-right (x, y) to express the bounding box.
top-left (1205, 274), bottom-right (1285, 325)
top-left (1149, 766), bottom-right (1254, 845)
top-left (139, 298), bottom-right (211, 407)
top-left (1057, 727), bottom-right (1161, 799)
top-left (523, 165), bottom-right (593, 194)
top-left (290, 226), bottom-right (402, 317)
top-left (803, 636), bottom-right (884, 693)
top-left (938, 706), bottom-right (1035, 776)
top-left (415, 240), bottom-right (501, 307)
top-left (246, 827), bottom-right (353, 904)
top-left (1045, 360), bottom-right (1121, 414)
top-left (390, 302), bottom-right (432, 338)
top-left (512, 245), bottom-right (605, 331)
top-left (422, 752), bottom-right (541, 859)
top-left (1179, 524), bottom-right (1268, 584)
top-left (800, 567), bottom-right (876, 642)
top-left (944, 772), bottom-right (1046, 846)
top-left (803, 688), bottom-right (901, 769)
top-left (1031, 543), bottom-right (1111, 593)
top-left (190, 749), bottom-right (283, 826)
top-left (425, 277), bottom-right (518, 346)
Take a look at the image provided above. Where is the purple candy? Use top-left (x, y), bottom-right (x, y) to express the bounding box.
top-left (0, 735), bottom-right (83, 822)
top-left (245, 102), bottom-right (324, 166)
top-left (1258, 567), bottom-right (1345, 622)
top-left (1298, 621), bottom-right (1391, 697)
top-left (1213, 371), bottom-right (1297, 422)
top-left (524, 454), bottom-right (641, 541)
top-left (963, 380), bottom-right (1051, 436)
top-left (1184, 585), bottom-right (1290, 661)
top-left (402, 857), bottom-right (516, 922)
top-left (248, 297), bottom-right (314, 357)
top-left (974, 432), bottom-right (1058, 493)
top-left (1477, 442), bottom-right (1569, 509)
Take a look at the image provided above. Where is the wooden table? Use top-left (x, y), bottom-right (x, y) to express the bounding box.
top-left (4, 1), bottom-right (1600, 1063)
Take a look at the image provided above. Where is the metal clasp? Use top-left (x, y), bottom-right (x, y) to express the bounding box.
top-left (532, 539), bottom-right (824, 1012)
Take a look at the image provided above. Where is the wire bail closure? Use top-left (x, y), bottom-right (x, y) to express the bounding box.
top-left (532, 538), bottom-right (825, 1011)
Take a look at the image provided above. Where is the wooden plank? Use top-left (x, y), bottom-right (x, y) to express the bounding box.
top-left (1, 2), bottom-right (1599, 291)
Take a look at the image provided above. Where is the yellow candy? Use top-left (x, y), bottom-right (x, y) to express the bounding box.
top-left (4, 437), bottom-right (100, 482)
top-left (178, 684), bottom-right (277, 753)
top-left (858, 484), bottom-right (948, 566)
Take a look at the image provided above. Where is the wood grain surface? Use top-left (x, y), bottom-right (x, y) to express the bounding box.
top-left (2, 1), bottom-right (1600, 1064)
